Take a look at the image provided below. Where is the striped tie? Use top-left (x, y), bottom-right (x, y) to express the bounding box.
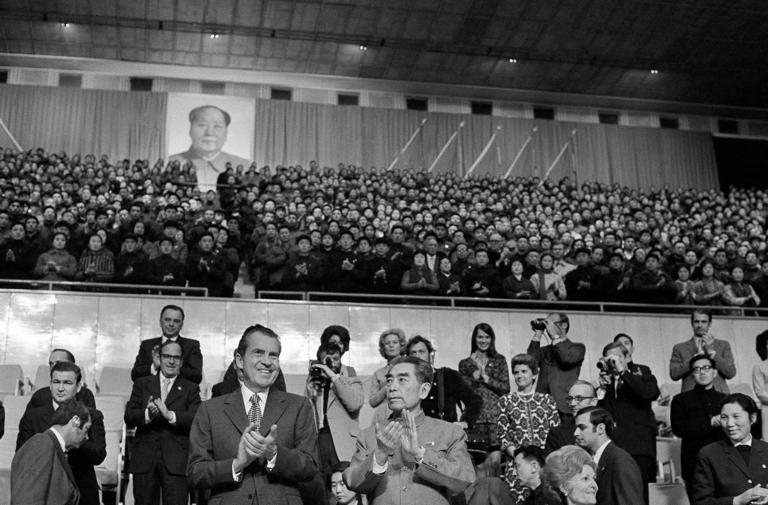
top-left (248, 394), bottom-right (262, 431)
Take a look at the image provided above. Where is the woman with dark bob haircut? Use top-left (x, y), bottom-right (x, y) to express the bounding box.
top-left (753, 329), bottom-right (768, 441)
top-left (690, 393), bottom-right (768, 505)
top-left (542, 445), bottom-right (597, 504)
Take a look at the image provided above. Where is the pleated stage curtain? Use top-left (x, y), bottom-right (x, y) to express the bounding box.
top-left (0, 84), bottom-right (719, 190)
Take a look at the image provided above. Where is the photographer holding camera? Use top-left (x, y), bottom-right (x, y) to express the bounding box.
top-left (597, 338), bottom-right (660, 504)
top-left (305, 342), bottom-right (364, 504)
top-left (527, 313), bottom-right (585, 423)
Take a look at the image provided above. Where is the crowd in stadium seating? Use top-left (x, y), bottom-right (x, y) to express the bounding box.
top-left (1, 146), bottom-right (767, 309)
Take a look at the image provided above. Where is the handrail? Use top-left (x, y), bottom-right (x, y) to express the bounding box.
top-left (0, 279), bottom-right (208, 296)
top-left (256, 290), bottom-right (768, 317)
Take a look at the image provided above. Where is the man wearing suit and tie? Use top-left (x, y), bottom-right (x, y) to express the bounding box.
top-left (345, 356), bottom-right (475, 505)
top-left (574, 406), bottom-right (644, 505)
top-left (16, 361), bottom-right (106, 505)
top-left (11, 399), bottom-right (92, 505)
top-left (131, 304), bottom-right (203, 384)
top-left (188, 324), bottom-right (318, 505)
top-left (125, 340), bottom-right (202, 505)
top-left (305, 342), bottom-right (364, 504)
top-left (669, 309), bottom-right (736, 394)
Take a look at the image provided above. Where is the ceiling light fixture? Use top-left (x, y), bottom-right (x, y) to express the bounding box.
top-left (210, 33), bottom-right (220, 39)
top-left (359, 45), bottom-right (368, 51)
top-left (508, 58), bottom-right (518, 63)
top-left (61, 23), bottom-right (70, 28)
top-left (650, 69), bottom-right (659, 74)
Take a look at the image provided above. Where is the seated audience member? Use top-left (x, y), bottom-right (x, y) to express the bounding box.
top-left (11, 399), bottom-right (92, 505)
top-left (0, 221), bottom-right (33, 279)
top-left (400, 250), bottom-right (439, 296)
top-left (597, 252), bottom-right (629, 301)
top-left (345, 356), bottom-right (475, 505)
top-left (186, 232), bottom-right (227, 296)
top-left (125, 340), bottom-right (202, 505)
top-left (17, 362), bottom-right (106, 505)
top-left (514, 445), bottom-right (560, 505)
top-left (541, 445), bottom-right (597, 505)
top-left (327, 230), bottom-right (363, 293)
top-left (573, 406), bottom-right (644, 505)
top-left (131, 304), bottom-right (203, 384)
top-left (669, 309), bottom-right (736, 393)
top-left (366, 237), bottom-right (398, 294)
top-left (33, 231), bottom-right (77, 281)
top-left (545, 381), bottom-right (598, 454)
top-left (406, 335), bottom-right (482, 428)
top-left (597, 338), bottom-right (659, 501)
top-left (691, 260), bottom-right (725, 306)
top-left (463, 248), bottom-right (502, 297)
top-left (282, 234), bottom-right (323, 291)
top-left (114, 233), bottom-right (149, 284)
top-left (723, 265), bottom-right (760, 314)
top-left (530, 253), bottom-right (567, 301)
top-left (630, 253), bottom-right (676, 304)
top-left (503, 258), bottom-right (536, 299)
top-left (674, 265), bottom-right (696, 305)
top-left (76, 233), bottom-right (115, 282)
top-left (146, 237), bottom-right (187, 287)
top-left (671, 354), bottom-right (726, 498)
top-left (564, 248), bottom-right (599, 301)
top-left (330, 461), bottom-right (364, 505)
top-left (26, 348), bottom-right (96, 411)
top-left (436, 256), bottom-right (464, 296)
top-left (690, 394), bottom-right (768, 505)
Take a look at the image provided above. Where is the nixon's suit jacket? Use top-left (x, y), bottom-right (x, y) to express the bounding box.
top-left (307, 365), bottom-right (364, 461)
top-left (124, 374), bottom-right (201, 475)
top-left (690, 438), bottom-right (768, 505)
top-left (669, 337), bottom-right (736, 393)
top-left (131, 336), bottom-right (203, 384)
top-left (16, 405), bottom-right (106, 505)
top-left (345, 412), bottom-right (475, 505)
top-left (595, 441), bottom-right (644, 505)
top-left (11, 430), bottom-right (80, 505)
top-left (187, 388), bottom-right (318, 505)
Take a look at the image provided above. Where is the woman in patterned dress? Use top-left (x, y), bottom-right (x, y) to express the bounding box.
top-left (459, 322), bottom-right (510, 474)
top-left (498, 353), bottom-right (560, 503)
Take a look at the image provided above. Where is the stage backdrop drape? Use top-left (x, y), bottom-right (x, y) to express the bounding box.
top-left (0, 84), bottom-right (167, 162)
top-left (0, 84), bottom-right (718, 189)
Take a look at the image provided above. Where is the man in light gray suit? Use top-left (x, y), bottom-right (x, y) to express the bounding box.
top-left (669, 309), bottom-right (736, 393)
top-left (345, 356), bottom-right (475, 505)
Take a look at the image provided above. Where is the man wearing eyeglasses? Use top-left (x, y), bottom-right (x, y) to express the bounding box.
top-left (527, 312), bottom-right (586, 423)
top-left (670, 354), bottom-right (726, 498)
top-left (544, 380), bottom-right (597, 454)
top-left (125, 340), bottom-right (202, 505)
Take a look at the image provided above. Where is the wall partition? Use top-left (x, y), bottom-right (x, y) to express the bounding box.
top-left (0, 291), bottom-right (763, 394)
top-left (0, 84), bottom-right (719, 189)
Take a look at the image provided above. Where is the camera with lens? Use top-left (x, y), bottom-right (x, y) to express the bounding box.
top-left (530, 319), bottom-right (547, 331)
top-left (310, 356), bottom-right (337, 386)
top-left (597, 357), bottom-right (619, 376)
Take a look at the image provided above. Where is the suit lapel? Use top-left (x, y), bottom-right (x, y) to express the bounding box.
top-left (749, 440), bottom-right (768, 477)
top-left (723, 442), bottom-right (752, 479)
top-left (223, 391), bottom-right (249, 434)
top-left (48, 430), bottom-right (77, 487)
top-left (163, 376), bottom-right (182, 405)
top-left (261, 389), bottom-right (288, 436)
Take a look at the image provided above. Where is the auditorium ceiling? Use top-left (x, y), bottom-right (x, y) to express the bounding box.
top-left (0, 0), bottom-right (766, 108)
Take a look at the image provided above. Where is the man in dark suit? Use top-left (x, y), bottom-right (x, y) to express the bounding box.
top-left (131, 304), bottom-right (203, 384)
top-left (16, 363), bottom-right (106, 505)
top-left (11, 399), bottom-right (92, 505)
top-left (125, 340), bottom-right (202, 505)
top-left (669, 309), bottom-right (736, 394)
top-left (187, 324), bottom-right (318, 504)
top-left (597, 338), bottom-right (660, 502)
top-left (25, 348), bottom-right (97, 412)
top-left (671, 354), bottom-right (727, 498)
top-left (574, 406), bottom-right (644, 505)
top-left (545, 380), bottom-right (598, 454)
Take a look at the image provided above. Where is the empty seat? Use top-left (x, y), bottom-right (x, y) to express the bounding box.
top-left (0, 395), bottom-right (31, 469)
top-left (31, 365), bottom-right (49, 392)
top-left (98, 367), bottom-right (132, 397)
top-left (0, 365), bottom-right (23, 397)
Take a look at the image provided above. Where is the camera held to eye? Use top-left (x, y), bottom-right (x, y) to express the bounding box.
top-left (597, 357), bottom-right (619, 376)
top-left (311, 356), bottom-right (336, 386)
top-left (530, 319), bottom-right (547, 331)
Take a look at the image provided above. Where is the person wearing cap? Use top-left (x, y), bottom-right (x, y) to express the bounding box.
top-left (147, 237), bottom-right (187, 287)
top-left (115, 233), bottom-right (149, 285)
top-left (366, 236), bottom-right (398, 294)
top-left (630, 252), bottom-right (676, 305)
top-left (282, 234), bottom-right (323, 292)
top-left (564, 247), bottom-right (600, 301)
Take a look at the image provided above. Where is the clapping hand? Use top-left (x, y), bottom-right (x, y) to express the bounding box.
top-left (374, 420), bottom-right (403, 465)
top-left (400, 409), bottom-right (425, 463)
